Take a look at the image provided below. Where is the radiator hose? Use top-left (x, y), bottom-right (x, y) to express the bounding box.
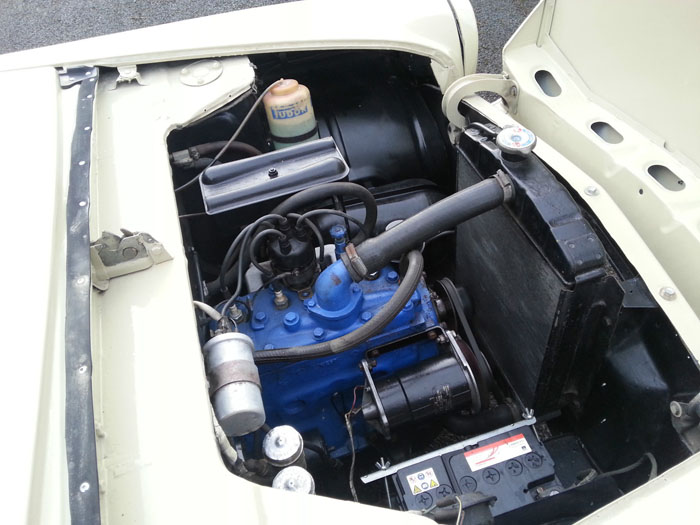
top-left (342, 174), bottom-right (511, 279)
top-left (253, 250), bottom-right (423, 364)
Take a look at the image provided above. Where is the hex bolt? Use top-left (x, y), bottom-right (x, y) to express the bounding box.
top-left (361, 311), bottom-right (373, 322)
top-left (283, 312), bottom-right (301, 331)
top-left (312, 327), bottom-right (325, 340)
top-left (386, 271), bottom-right (399, 284)
top-left (268, 168), bottom-right (279, 179)
top-left (351, 283), bottom-right (361, 294)
top-left (255, 311), bottom-right (267, 323)
top-left (306, 298), bottom-right (316, 308)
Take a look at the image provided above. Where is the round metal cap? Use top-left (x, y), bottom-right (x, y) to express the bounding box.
top-left (496, 125), bottom-right (537, 156)
top-left (263, 425), bottom-right (304, 467)
top-left (272, 466), bottom-right (315, 494)
top-left (180, 60), bottom-right (223, 87)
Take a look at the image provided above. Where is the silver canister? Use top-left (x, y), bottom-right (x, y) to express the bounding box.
top-left (262, 425), bottom-right (305, 468)
top-left (272, 466), bottom-right (316, 494)
top-left (203, 332), bottom-right (265, 436)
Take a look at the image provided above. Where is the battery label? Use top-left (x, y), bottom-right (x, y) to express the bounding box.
top-left (464, 434), bottom-right (532, 472)
top-left (406, 467), bottom-right (440, 495)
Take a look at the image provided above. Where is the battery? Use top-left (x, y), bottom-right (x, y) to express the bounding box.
top-left (392, 426), bottom-right (561, 515)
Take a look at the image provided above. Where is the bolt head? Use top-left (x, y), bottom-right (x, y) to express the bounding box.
top-left (361, 311), bottom-right (373, 322)
top-left (386, 271), bottom-right (399, 284)
top-left (584, 186), bottom-right (599, 196)
top-left (670, 401), bottom-right (683, 418)
top-left (660, 287), bottom-right (677, 301)
top-left (255, 312), bottom-right (267, 322)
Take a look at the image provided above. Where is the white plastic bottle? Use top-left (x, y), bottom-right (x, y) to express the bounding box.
top-left (263, 79), bottom-right (319, 149)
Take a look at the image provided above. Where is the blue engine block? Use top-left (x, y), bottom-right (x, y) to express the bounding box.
top-left (236, 261), bottom-right (440, 457)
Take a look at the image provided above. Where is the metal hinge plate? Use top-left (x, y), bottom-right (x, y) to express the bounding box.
top-left (90, 229), bottom-right (172, 290)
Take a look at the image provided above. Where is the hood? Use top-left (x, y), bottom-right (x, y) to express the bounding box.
top-left (500, 0), bottom-right (700, 328)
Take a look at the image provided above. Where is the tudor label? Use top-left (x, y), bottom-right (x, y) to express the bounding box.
top-left (464, 434), bottom-right (532, 472)
top-left (406, 467), bottom-right (440, 495)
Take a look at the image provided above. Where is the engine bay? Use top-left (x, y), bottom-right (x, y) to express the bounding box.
top-left (170, 51), bottom-right (700, 523)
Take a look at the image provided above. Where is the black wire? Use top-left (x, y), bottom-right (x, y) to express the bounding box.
top-left (218, 214), bottom-right (286, 297)
top-left (286, 212), bottom-right (325, 269)
top-left (249, 229), bottom-right (285, 275)
top-left (219, 216), bottom-right (288, 319)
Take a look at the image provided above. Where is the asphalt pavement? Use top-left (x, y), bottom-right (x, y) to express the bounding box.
top-left (0, 0), bottom-right (538, 73)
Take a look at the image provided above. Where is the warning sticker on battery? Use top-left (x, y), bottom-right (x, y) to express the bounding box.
top-left (406, 467), bottom-right (440, 495)
top-left (464, 434), bottom-right (532, 472)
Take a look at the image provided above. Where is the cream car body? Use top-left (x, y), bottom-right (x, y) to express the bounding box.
top-left (0, 0), bottom-right (698, 523)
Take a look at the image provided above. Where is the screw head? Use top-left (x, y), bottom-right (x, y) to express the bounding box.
top-left (79, 482), bottom-right (90, 493)
top-left (122, 246), bottom-right (138, 260)
top-left (584, 186), bottom-right (599, 196)
top-left (660, 287), bottom-right (677, 301)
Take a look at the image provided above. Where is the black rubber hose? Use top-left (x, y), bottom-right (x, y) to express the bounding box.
top-left (192, 140), bottom-right (262, 159)
top-left (253, 250), bottom-right (423, 364)
top-left (351, 176), bottom-right (508, 276)
top-left (205, 260), bottom-right (239, 297)
top-left (271, 182), bottom-right (378, 244)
